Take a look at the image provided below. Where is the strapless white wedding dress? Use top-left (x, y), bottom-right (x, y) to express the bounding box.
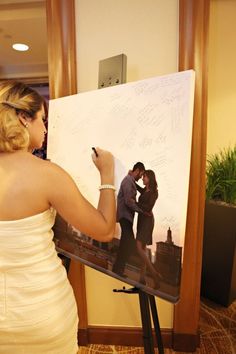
top-left (0, 208), bottom-right (78, 353)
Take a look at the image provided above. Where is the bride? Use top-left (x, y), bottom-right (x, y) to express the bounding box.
top-left (0, 81), bottom-right (116, 353)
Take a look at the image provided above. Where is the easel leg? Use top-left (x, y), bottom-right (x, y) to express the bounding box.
top-left (113, 286), bottom-right (165, 353)
top-left (138, 290), bottom-right (155, 354)
top-left (149, 295), bottom-right (164, 354)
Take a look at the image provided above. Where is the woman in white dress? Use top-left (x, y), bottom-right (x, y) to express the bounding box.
top-left (0, 81), bottom-right (116, 353)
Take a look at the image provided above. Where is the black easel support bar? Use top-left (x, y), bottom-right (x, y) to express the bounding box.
top-left (139, 290), bottom-right (155, 354)
top-left (113, 286), bottom-right (164, 354)
top-left (149, 295), bottom-right (164, 354)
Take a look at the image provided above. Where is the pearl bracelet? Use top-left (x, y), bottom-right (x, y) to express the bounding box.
top-left (99, 184), bottom-right (116, 191)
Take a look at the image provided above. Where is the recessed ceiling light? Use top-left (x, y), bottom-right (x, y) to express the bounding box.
top-left (12, 43), bottom-right (29, 51)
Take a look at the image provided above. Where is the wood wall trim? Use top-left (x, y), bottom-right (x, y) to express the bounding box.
top-left (46, 0), bottom-right (77, 99)
top-left (68, 260), bottom-right (88, 341)
top-left (78, 326), bottom-right (199, 352)
top-left (45, 0), bottom-right (88, 336)
top-left (0, 77), bottom-right (49, 85)
top-left (173, 0), bottom-right (210, 351)
top-left (79, 326), bottom-right (173, 349)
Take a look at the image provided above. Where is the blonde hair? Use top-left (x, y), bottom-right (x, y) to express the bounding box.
top-left (0, 81), bottom-right (45, 152)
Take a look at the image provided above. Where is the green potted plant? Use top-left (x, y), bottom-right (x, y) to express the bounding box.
top-left (201, 145), bottom-right (236, 306)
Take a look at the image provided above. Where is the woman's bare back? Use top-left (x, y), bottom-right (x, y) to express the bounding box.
top-left (0, 151), bottom-right (50, 220)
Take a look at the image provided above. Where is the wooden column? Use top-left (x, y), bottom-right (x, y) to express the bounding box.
top-left (173, 0), bottom-right (210, 351)
top-left (46, 0), bottom-right (88, 345)
top-left (46, 0), bottom-right (77, 99)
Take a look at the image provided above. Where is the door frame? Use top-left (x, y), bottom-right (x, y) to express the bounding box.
top-left (46, 0), bottom-right (210, 351)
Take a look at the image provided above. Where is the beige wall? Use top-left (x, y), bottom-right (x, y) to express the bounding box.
top-left (75, 0), bottom-right (179, 328)
top-left (75, 0), bottom-right (178, 92)
top-left (207, 0), bottom-right (236, 155)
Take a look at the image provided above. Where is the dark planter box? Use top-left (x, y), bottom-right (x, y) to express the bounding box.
top-left (201, 201), bottom-right (236, 306)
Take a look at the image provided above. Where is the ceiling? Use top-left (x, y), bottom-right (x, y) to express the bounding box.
top-left (0, 0), bottom-right (48, 82)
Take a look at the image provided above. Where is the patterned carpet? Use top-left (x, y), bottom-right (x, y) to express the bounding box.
top-left (199, 298), bottom-right (236, 354)
top-left (78, 298), bottom-right (236, 353)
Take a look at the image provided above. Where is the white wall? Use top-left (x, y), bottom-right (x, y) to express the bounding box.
top-left (75, 0), bottom-right (179, 328)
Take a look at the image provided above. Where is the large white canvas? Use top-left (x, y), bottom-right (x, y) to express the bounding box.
top-left (47, 70), bottom-right (195, 250)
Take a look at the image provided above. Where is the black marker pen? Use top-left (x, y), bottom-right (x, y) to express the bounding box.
top-left (92, 147), bottom-right (98, 157)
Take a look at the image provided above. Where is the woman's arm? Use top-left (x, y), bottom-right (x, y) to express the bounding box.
top-left (45, 148), bottom-right (116, 242)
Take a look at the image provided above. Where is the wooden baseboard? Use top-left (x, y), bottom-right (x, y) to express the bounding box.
top-left (78, 326), bottom-right (200, 352)
top-left (78, 326), bottom-right (172, 347)
top-left (172, 331), bottom-right (200, 352)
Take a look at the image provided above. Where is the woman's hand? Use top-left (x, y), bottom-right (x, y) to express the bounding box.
top-left (47, 149), bottom-right (116, 241)
top-left (92, 147), bottom-right (114, 184)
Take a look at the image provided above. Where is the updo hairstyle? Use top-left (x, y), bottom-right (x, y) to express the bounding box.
top-left (0, 81), bottom-right (45, 152)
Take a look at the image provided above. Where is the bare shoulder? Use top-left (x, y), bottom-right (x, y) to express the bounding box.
top-left (38, 158), bottom-right (72, 180)
top-left (36, 158), bottom-right (76, 193)
top-left (27, 154), bottom-right (65, 173)
top-left (4, 152), bottom-right (72, 185)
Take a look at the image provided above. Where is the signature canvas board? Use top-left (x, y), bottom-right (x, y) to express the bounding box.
top-left (47, 70), bottom-right (195, 303)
